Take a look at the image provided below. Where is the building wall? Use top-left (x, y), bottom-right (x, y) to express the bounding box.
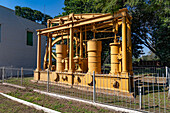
top-left (0, 5), bottom-right (46, 69)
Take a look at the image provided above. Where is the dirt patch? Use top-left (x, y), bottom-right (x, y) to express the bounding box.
top-left (0, 84), bottom-right (17, 93)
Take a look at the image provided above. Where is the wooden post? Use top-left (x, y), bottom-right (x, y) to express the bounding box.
top-left (48, 34), bottom-right (52, 69)
top-left (36, 31), bottom-right (42, 71)
top-left (80, 27), bottom-right (83, 58)
top-left (122, 16), bottom-right (127, 73)
top-left (69, 25), bottom-right (74, 72)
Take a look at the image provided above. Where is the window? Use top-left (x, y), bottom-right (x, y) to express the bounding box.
top-left (27, 31), bottom-right (33, 46)
top-left (0, 24), bottom-right (1, 42)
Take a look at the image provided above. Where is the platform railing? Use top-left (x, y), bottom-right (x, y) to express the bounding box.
top-left (0, 66), bottom-right (169, 113)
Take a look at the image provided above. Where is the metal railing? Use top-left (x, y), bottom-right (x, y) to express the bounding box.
top-left (0, 66), bottom-right (169, 113)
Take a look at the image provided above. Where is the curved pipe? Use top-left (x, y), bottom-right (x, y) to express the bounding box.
top-left (44, 35), bottom-right (86, 69)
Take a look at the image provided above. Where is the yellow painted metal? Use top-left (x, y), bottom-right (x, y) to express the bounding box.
top-left (34, 8), bottom-right (134, 93)
top-left (34, 71), bottom-right (39, 81)
top-left (36, 72), bottom-right (131, 93)
top-left (80, 27), bottom-right (83, 58)
top-left (127, 23), bottom-right (133, 75)
top-left (122, 16), bottom-right (127, 73)
top-left (36, 32), bottom-right (42, 71)
top-left (64, 57), bottom-right (69, 71)
top-left (48, 34), bottom-right (52, 69)
top-left (118, 42), bottom-right (122, 73)
top-left (43, 37), bottom-right (49, 70)
top-left (69, 26), bottom-right (74, 73)
top-left (110, 40), bottom-right (120, 74)
top-left (87, 40), bottom-right (102, 74)
top-left (56, 44), bottom-right (67, 72)
top-left (75, 38), bottom-right (79, 57)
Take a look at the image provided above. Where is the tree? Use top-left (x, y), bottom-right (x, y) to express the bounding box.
top-left (15, 6), bottom-right (52, 25)
top-left (33, 10), bottom-right (43, 22)
top-left (126, 0), bottom-right (170, 63)
top-left (95, 0), bottom-right (169, 62)
top-left (57, 0), bottom-right (102, 16)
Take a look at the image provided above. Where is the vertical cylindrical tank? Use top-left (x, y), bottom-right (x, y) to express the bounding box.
top-left (87, 40), bottom-right (102, 74)
top-left (56, 44), bottom-right (67, 72)
top-left (110, 42), bottom-right (120, 74)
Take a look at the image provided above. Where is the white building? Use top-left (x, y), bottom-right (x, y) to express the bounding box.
top-left (0, 5), bottom-right (46, 69)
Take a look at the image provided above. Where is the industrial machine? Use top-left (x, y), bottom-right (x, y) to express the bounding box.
top-left (34, 8), bottom-right (133, 93)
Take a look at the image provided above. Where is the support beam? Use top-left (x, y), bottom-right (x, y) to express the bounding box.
top-left (48, 34), bottom-right (52, 69)
top-left (85, 25), bottom-right (87, 58)
top-left (80, 27), bottom-right (83, 58)
top-left (127, 23), bottom-right (132, 74)
top-left (43, 37), bottom-right (49, 69)
top-left (76, 33), bottom-right (79, 57)
top-left (61, 31), bottom-right (64, 44)
top-left (122, 16), bottom-right (127, 73)
top-left (67, 30), bottom-right (69, 55)
top-left (69, 26), bottom-right (74, 72)
top-left (36, 32), bottom-right (42, 71)
top-left (93, 24), bottom-right (96, 39)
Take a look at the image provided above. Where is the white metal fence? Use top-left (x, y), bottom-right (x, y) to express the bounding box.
top-left (0, 66), bottom-right (169, 113)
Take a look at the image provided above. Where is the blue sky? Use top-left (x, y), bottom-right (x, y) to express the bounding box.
top-left (0, 0), bottom-right (150, 55)
top-left (0, 0), bottom-right (65, 17)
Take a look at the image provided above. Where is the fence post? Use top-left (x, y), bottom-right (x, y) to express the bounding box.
top-left (21, 67), bottom-right (23, 86)
top-left (167, 67), bottom-right (170, 98)
top-left (93, 71), bottom-right (96, 103)
top-left (47, 69), bottom-right (49, 92)
top-left (10, 65), bottom-right (13, 78)
top-left (17, 70), bottom-right (19, 79)
top-left (166, 66), bottom-right (168, 87)
top-left (2, 67), bottom-right (5, 83)
top-left (139, 86), bottom-right (142, 109)
top-left (166, 66), bottom-right (170, 98)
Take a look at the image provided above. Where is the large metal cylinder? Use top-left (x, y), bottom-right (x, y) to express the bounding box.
top-left (110, 42), bottom-right (120, 74)
top-left (56, 44), bottom-right (67, 72)
top-left (87, 40), bottom-right (102, 74)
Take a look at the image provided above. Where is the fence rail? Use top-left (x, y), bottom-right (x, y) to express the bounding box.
top-left (0, 66), bottom-right (169, 113)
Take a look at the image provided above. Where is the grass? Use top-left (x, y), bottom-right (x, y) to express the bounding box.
top-left (7, 88), bottom-right (114, 113)
top-left (5, 77), bottom-right (170, 113)
top-left (0, 94), bottom-right (44, 113)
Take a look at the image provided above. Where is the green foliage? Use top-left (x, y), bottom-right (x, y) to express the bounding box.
top-left (96, 0), bottom-right (126, 13)
top-left (126, 0), bottom-right (170, 63)
top-left (154, 23), bottom-right (170, 63)
top-left (61, 0), bottom-right (102, 15)
top-left (15, 6), bottom-right (52, 25)
top-left (59, 0), bottom-right (169, 62)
